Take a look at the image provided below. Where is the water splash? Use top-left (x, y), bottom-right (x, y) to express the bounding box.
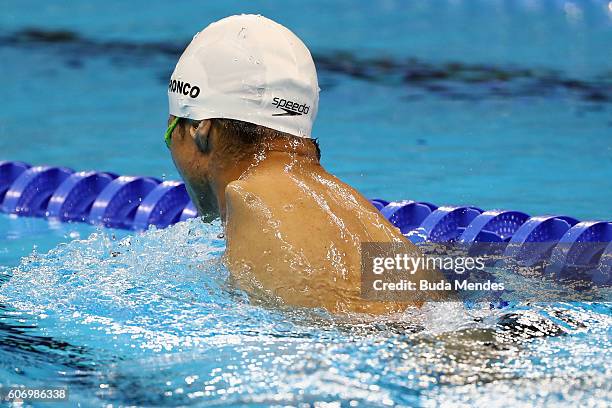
top-left (0, 218), bottom-right (610, 406)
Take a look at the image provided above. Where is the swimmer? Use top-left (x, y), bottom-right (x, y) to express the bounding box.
top-left (165, 15), bottom-right (447, 313)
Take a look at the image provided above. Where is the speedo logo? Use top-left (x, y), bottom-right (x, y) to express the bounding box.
top-left (272, 97), bottom-right (310, 116)
top-left (168, 79), bottom-right (201, 98)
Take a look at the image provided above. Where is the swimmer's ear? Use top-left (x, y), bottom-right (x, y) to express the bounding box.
top-left (190, 119), bottom-right (211, 153)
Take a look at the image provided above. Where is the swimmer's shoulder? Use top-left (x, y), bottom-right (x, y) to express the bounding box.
top-left (224, 180), bottom-right (270, 255)
top-left (224, 179), bottom-right (264, 218)
top-left (224, 176), bottom-right (292, 224)
top-left (225, 169), bottom-right (305, 209)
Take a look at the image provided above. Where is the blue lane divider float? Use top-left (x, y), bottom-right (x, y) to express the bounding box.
top-left (0, 161), bottom-right (30, 202)
top-left (410, 206), bottom-right (483, 243)
top-left (503, 215), bottom-right (579, 267)
top-left (180, 201), bottom-right (198, 222)
top-left (2, 166), bottom-right (74, 216)
top-left (379, 200), bottom-right (437, 235)
top-left (89, 176), bottom-right (161, 229)
top-left (458, 210), bottom-right (531, 257)
top-left (133, 181), bottom-right (191, 230)
top-left (459, 210), bottom-right (530, 244)
top-left (544, 221), bottom-right (612, 284)
top-left (47, 171), bottom-right (117, 222)
top-left (594, 242), bottom-right (612, 285)
top-left (1, 161), bottom-right (611, 285)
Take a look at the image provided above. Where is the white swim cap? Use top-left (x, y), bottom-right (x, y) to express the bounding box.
top-left (168, 14), bottom-right (319, 138)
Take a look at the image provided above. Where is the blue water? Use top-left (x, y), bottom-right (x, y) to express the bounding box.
top-left (1, 0), bottom-right (611, 406)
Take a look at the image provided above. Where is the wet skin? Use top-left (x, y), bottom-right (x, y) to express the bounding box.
top-left (168, 117), bottom-right (446, 314)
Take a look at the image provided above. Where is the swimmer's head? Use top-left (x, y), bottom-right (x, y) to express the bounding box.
top-left (165, 116), bottom-right (320, 220)
top-left (167, 14), bottom-right (319, 137)
top-left (165, 15), bottom-right (321, 221)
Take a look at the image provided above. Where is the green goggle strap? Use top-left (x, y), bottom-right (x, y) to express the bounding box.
top-left (164, 117), bottom-right (181, 148)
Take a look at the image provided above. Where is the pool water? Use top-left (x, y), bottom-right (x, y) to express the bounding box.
top-left (1, 0), bottom-right (611, 406)
top-left (1, 219), bottom-right (611, 406)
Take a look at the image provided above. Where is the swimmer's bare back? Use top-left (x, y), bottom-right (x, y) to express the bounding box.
top-left (223, 153), bottom-right (446, 314)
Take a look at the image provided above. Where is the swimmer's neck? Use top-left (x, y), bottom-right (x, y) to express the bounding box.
top-left (211, 143), bottom-right (321, 222)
